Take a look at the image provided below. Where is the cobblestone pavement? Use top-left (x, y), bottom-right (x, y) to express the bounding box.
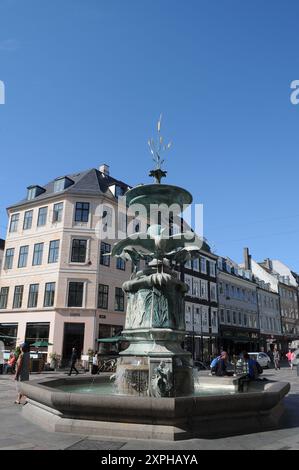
top-left (0, 366), bottom-right (298, 450)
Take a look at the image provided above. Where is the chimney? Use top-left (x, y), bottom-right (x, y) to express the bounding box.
top-left (243, 247), bottom-right (252, 271)
top-left (99, 164), bottom-right (110, 176)
top-left (264, 258), bottom-right (273, 271)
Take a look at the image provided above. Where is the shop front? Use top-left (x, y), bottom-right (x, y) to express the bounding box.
top-left (219, 328), bottom-right (260, 357)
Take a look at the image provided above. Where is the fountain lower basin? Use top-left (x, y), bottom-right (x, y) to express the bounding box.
top-left (20, 375), bottom-right (290, 441)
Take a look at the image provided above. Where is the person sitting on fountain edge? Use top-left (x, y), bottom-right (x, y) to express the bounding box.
top-left (243, 353), bottom-right (263, 380)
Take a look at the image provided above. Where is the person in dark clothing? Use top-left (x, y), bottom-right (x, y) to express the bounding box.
top-left (68, 347), bottom-right (79, 376)
top-left (215, 351), bottom-right (229, 376)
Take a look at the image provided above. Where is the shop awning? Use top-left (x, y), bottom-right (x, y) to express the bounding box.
top-left (97, 336), bottom-right (125, 343)
top-left (31, 341), bottom-right (53, 347)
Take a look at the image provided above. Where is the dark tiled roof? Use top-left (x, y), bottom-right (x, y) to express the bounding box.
top-left (8, 169), bottom-right (132, 209)
top-left (0, 239), bottom-right (5, 250)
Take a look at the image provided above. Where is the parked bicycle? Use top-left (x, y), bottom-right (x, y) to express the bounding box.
top-left (97, 358), bottom-right (117, 373)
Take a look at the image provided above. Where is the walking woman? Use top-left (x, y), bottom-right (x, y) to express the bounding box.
top-left (14, 343), bottom-right (30, 404)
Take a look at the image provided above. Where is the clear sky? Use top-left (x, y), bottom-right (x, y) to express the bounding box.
top-left (0, 0), bottom-right (299, 269)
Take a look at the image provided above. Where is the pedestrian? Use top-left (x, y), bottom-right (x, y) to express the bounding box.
top-left (68, 347), bottom-right (79, 376)
top-left (92, 352), bottom-right (98, 375)
top-left (215, 351), bottom-right (229, 376)
top-left (14, 343), bottom-right (30, 404)
top-left (286, 349), bottom-right (294, 369)
top-left (243, 353), bottom-right (263, 380)
top-left (4, 352), bottom-right (16, 374)
top-left (273, 348), bottom-right (280, 370)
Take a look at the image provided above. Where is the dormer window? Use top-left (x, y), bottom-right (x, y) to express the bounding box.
top-left (27, 185), bottom-right (45, 200)
top-left (109, 184), bottom-right (125, 198)
top-left (54, 176), bottom-right (74, 193)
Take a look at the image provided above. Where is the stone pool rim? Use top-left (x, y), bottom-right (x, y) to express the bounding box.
top-left (20, 374), bottom-right (291, 441)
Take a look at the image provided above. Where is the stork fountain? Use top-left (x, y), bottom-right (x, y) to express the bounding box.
top-left (111, 115), bottom-right (203, 397)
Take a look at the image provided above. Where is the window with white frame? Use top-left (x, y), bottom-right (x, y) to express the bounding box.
top-left (192, 278), bottom-right (200, 297)
top-left (184, 275), bottom-right (192, 295)
top-left (202, 307), bottom-right (209, 332)
top-left (210, 283), bottom-right (217, 302)
top-left (226, 310), bottom-right (231, 324)
top-left (185, 259), bottom-right (192, 269)
top-left (209, 261), bottom-right (216, 277)
top-left (200, 257), bottom-right (207, 274)
top-left (193, 258), bottom-right (199, 271)
top-left (211, 309), bottom-right (218, 333)
top-left (200, 280), bottom-right (208, 300)
top-left (194, 307), bottom-right (201, 333)
top-left (220, 309), bottom-right (225, 323)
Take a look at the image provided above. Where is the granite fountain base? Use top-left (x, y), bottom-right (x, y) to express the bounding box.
top-left (20, 375), bottom-right (290, 441)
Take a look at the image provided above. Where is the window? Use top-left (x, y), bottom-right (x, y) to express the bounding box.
top-left (184, 275), bottom-right (192, 295)
top-left (37, 207), bottom-right (48, 226)
top-left (200, 280), bottom-right (208, 299)
top-left (209, 261), bottom-right (216, 277)
top-left (193, 258), bottom-right (199, 271)
top-left (27, 185), bottom-right (45, 200)
top-left (115, 185), bottom-right (124, 198)
top-left (210, 283), bottom-right (217, 302)
top-left (25, 322), bottom-right (50, 347)
top-left (0, 287), bottom-right (9, 309)
top-left (13, 285), bottom-right (23, 309)
top-left (116, 257), bottom-right (126, 270)
top-left (192, 278), bottom-right (200, 297)
top-left (4, 248), bottom-right (15, 269)
top-left (243, 314), bottom-right (247, 326)
top-left (238, 312), bottom-right (242, 325)
top-left (185, 259), bottom-right (192, 269)
top-left (220, 309), bottom-right (225, 323)
top-left (226, 310), bottom-right (231, 324)
top-left (44, 282), bottom-right (56, 307)
top-left (23, 210), bottom-right (33, 230)
top-left (219, 282), bottom-right (223, 294)
top-left (200, 257), bottom-right (207, 274)
top-left (53, 202), bottom-right (63, 223)
top-left (115, 287), bottom-right (124, 311)
top-left (18, 245), bottom-right (29, 268)
top-left (233, 311), bottom-right (237, 324)
top-left (71, 239), bottom-right (87, 263)
top-left (9, 213), bottom-right (19, 233)
top-left (75, 202), bottom-right (90, 222)
top-left (100, 242), bottom-right (111, 266)
top-left (48, 240), bottom-right (60, 263)
top-left (68, 282), bottom-right (84, 307)
top-left (28, 284), bottom-right (39, 308)
top-left (32, 243), bottom-right (44, 265)
top-left (98, 284), bottom-right (109, 309)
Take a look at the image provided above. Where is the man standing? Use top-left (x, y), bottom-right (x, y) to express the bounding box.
top-left (68, 347), bottom-right (79, 376)
top-left (273, 348), bottom-right (281, 371)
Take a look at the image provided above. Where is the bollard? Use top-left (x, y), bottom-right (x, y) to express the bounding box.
top-left (297, 363), bottom-right (299, 377)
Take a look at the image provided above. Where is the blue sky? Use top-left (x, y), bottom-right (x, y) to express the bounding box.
top-left (1, 0), bottom-right (299, 269)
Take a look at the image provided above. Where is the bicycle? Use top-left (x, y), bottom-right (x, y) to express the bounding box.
top-left (97, 358), bottom-right (117, 373)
